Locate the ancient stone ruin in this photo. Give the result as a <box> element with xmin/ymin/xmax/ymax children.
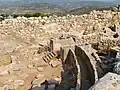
<box><xmin>0</xmin><ymin>9</ymin><xmax>120</xmax><ymax>90</ymax></box>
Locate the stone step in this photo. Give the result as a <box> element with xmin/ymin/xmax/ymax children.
<box><xmin>42</xmin><ymin>52</ymin><xmax>60</xmax><ymax>67</ymax></box>
<box><xmin>42</xmin><ymin>52</ymin><xmax>56</xmax><ymax>62</ymax></box>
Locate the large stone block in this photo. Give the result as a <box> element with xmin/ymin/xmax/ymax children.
<box><xmin>0</xmin><ymin>54</ymin><xmax>12</xmax><ymax>67</ymax></box>
<box><xmin>89</xmin><ymin>72</ymin><xmax>120</xmax><ymax>90</ymax></box>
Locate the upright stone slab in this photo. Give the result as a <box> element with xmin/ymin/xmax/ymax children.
<box><xmin>60</xmin><ymin>46</ymin><xmax>70</xmax><ymax>63</ymax></box>
<box><xmin>50</xmin><ymin>39</ymin><xmax>54</xmax><ymax>52</ymax></box>
<box><xmin>60</xmin><ymin>47</ymin><xmax>64</xmax><ymax>62</ymax></box>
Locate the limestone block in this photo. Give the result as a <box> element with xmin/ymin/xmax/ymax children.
<box><xmin>0</xmin><ymin>54</ymin><xmax>12</xmax><ymax>67</ymax></box>
<box><xmin>89</xmin><ymin>73</ymin><xmax>120</xmax><ymax>90</ymax></box>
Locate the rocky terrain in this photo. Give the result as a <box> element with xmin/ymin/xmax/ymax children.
<box><xmin>0</xmin><ymin>9</ymin><xmax>120</xmax><ymax>90</ymax></box>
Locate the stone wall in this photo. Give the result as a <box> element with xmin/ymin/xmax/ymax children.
<box><xmin>56</xmin><ymin>49</ymin><xmax>80</xmax><ymax>90</ymax></box>
<box><xmin>75</xmin><ymin>45</ymin><xmax>96</xmax><ymax>90</ymax></box>
<box><xmin>57</xmin><ymin>45</ymin><xmax>97</xmax><ymax>90</ymax></box>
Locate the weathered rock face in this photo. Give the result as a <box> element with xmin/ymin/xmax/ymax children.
<box><xmin>89</xmin><ymin>72</ymin><xmax>120</xmax><ymax>90</ymax></box>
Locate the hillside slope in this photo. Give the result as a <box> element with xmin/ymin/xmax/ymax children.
<box><xmin>0</xmin><ymin>0</ymin><xmax>115</xmax><ymax>14</ymax></box>
<box><xmin>68</xmin><ymin>6</ymin><xmax>112</xmax><ymax>15</ymax></box>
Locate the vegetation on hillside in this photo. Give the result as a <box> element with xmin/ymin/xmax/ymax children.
<box><xmin>0</xmin><ymin>5</ymin><xmax>114</xmax><ymax>19</ymax></box>
<box><xmin>68</xmin><ymin>6</ymin><xmax>112</xmax><ymax>15</ymax></box>
<box><xmin>0</xmin><ymin>12</ymin><xmax>52</xmax><ymax>19</ymax></box>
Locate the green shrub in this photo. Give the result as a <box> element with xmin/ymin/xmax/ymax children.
<box><xmin>11</xmin><ymin>12</ymin><xmax>51</xmax><ymax>18</ymax></box>
<box><xmin>24</xmin><ymin>14</ymin><xmax>32</xmax><ymax>18</ymax></box>
<box><xmin>13</xmin><ymin>14</ymin><xmax>19</xmax><ymax>18</ymax></box>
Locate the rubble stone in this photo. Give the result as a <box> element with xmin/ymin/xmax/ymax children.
<box><xmin>37</xmin><ymin>67</ymin><xmax>44</xmax><ymax>72</ymax></box>
<box><xmin>0</xmin><ymin>69</ymin><xmax>9</xmax><ymax>76</ymax></box>
<box><xmin>13</xmin><ymin>80</ymin><xmax>24</xmax><ymax>86</ymax></box>
<box><xmin>31</xmin><ymin>85</ymin><xmax>45</xmax><ymax>90</ymax></box>
<box><xmin>113</xmin><ymin>61</ymin><xmax>120</xmax><ymax>75</ymax></box>
<box><xmin>32</xmin><ymin>79</ymin><xmax>45</xmax><ymax>87</ymax></box>
<box><xmin>89</xmin><ymin>72</ymin><xmax>120</xmax><ymax>90</ymax></box>
<box><xmin>0</xmin><ymin>54</ymin><xmax>12</xmax><ymax>67</ymax></box>
<box><xmin>35</xmin><ymin>74</ymin><xmax>44</xmax><ymax>79</ymax></box>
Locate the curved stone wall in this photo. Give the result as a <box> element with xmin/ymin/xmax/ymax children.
<box><xmin>57</xmin><ymin>45</ymin><xmax>96</xmax><ymax>90</ymax></box>
<box><xmin>75</xmin><ymin>45</ymin><xmax>96</xmax><ymax>90</ymax></box>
